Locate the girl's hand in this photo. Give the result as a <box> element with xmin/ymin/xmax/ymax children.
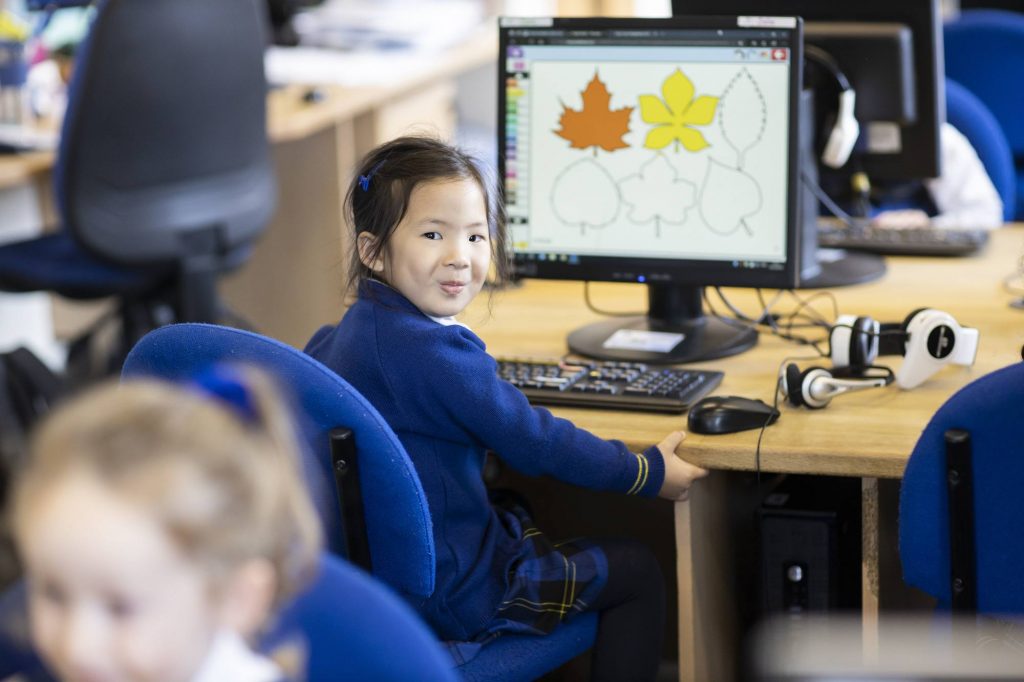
<box><xmin>656</xmin><ymin>431</ymin><xmax>708</xmax><ymax>501</ymax></box>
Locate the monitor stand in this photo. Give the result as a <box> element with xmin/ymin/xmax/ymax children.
<box><xmin>796</xmin><ymin>173</ymin><xmax>886</xmax><ymax>288</ymax></box>
<box><xmin>799</xmin><ymin>243</ymin><xmax>886</xmax><ymax>289</ymax></box>
<box><xmin>566</xmin><ymin>284</ymin><xmax>757</xmax><ymax>365</ymax></box>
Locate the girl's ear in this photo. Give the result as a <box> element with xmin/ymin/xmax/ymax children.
<box><xmin>217</xmin><ymin>558</ymin><xmax>276</xmax><ymax>638</ymax></box>
<box><xmin>356</xmin><ymin>232</ymin><xmax>385</xmax><ymax>273</ymax></box>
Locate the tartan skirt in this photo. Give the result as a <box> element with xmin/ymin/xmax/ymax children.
<box><xmin>446</xmin><ymin>502</ymin><xmax>609</xmax><ymax>665</ymax></box>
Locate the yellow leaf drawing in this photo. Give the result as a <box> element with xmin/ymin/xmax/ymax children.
<box><xmin>639</xmin><ymin>69</ymin><xmax>718</xmax><ymax>152</ymax></box>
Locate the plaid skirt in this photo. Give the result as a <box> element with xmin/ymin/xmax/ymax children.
<box><xmin>446</xmin><ymin>502</ymin><xmax>609</xmax><ymax>665</ymax></box>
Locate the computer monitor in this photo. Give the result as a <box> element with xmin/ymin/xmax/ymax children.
<box><xmin>498</xmin><ymin>16</ymin><xmax>803</xmax><ymax>363</ymax></box>
<box><xmin>673</xmin><ymin>0</ymin><xmax>945</xmax><ymax>184</ymax></box>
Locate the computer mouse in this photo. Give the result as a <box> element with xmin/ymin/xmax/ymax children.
<box><xmin>687</xmin><ymin>395</ymin><xmax>780</xmax><ymax>435</ymax></box>
<box><xmin>302</xmin><ymin>87</ymin><xmax>326</xmax><ymax>104</ymax></box>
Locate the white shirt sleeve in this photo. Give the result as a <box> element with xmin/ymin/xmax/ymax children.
<box><xmin>925</xmin><ymin>122</ymin><xmax>1004</xmax><ymax>230</ymax></box>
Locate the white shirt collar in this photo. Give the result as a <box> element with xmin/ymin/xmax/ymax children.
<box><xmin>427</xmin><ymin>314</ymin><xmax>470</xmax><ymax>329</ymax></box>
<box><xmin>191</xmin><ymin>631</ymin><xmax>283</xmax><ymax>682</ymax></box>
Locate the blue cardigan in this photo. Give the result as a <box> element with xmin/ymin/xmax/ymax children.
<box><xmin>305</xmin><ymin>281</ymin><xmax>665</xmax><ymax>640</ymax></box>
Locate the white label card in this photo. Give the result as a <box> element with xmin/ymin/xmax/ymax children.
<box><xmin>602</xmin><ymin>329</ymin><xmax>684</xmax><ymax>353</ymax></box>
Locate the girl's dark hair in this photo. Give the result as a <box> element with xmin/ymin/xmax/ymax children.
<box><xmin>344</xmin><ymin>136</ymin><xmax>511</xmax><ymax>298</ymax></box>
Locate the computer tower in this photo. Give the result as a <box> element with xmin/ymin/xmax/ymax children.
<box><xmin>757</xmin><ymin>476</ymin><xmax>861</xmax><ymax>615</ymax></box>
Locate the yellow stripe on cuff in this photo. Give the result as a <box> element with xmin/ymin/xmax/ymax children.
<box><xmin>626</xmin><ymin>452</ymin><xmax>648</xmax><ymax>495</ymax></box>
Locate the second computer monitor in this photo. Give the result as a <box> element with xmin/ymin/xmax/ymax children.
<box><xmin>673</xmin><ymin>0</ymin><xmax>945</xmax><ymax>182</ymax></box>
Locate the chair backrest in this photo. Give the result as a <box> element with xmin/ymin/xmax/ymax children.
<box><xmin>944</xmin><ymin>10</ymin><xmax>1024</xmax><ymax>158</ymax></box>
<box><xmin>121</xmin><ymin>323</ymin><xmax>435</xmax><ymax>601</ymax></box>
<box><xmin>945</xmin><ymin>78</ymin><xmax>1016</xmax><ymax>222</ymax></box>
<box><xmin>0</xmin><ymin>581</ymin><xmax>51</xmax><ymax>681</ymax></box>
<box><xmin>56</xmin><ymin>0</ymin><xmax>275</xmax><ymax>266</ymax></box>
<box><xmin>0</xmin><ymin>553</ymin><xmax>457</xmax><ymax>682</ymax></box>
<box><xmin>899</xmin><ymin>361</ymin><xmax>1024</xmax><ymax>614</ymax></box>
<box><xmin>261</xmin><ymin>553</ymin><xmax>457</xmax><ymax>682</ymax></box>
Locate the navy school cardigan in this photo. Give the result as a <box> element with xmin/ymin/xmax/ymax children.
<box><xmin>305</xmin><ymin>281</ymin><xmax>665</xmax><ymax>640</ymax></box>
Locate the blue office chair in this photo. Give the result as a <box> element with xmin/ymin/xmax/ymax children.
<box><xmin>900</xmin><ymin>361</ymin><xmax>1024</xmax><ymax>614</ymax></box>
<box><xmin>121</xmin><ymin>323</ymin><xmax>598</xmax><ymax>682</ymax></box>
<box><xmin>871</xmin><ymin>77</ymin><xmax>1015</xmax><ymax>222</ymax></box>
<box><xmin>0</xmin><ymin>581</ymin><xmax>51</xmax><ymax>682</ymax></box>
<box><xmin>945</xmin><ymin>78</ymin><xmax>1016</xmax><ymax>223</ymax></box>
<box><xmin>262</xmin><ymin>553</ymin><xmax>457</xmax><ymax>681</ymax></box>
<box><xmin>0</xmin><ymin>0</ymin><xmax>275</xmax><ymax>377</ymax></box>
<box><xmin>944</xmin><ymin>9</ymin><xmax>1024</xmax><ymax>220</ymax></box>
<box><xmin>0</xmin><ymin>552</ymin><xmax>458</xmax><ymax>682</ymax></box>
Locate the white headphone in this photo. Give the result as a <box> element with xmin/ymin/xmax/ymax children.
<box><xmin>828</xmin><ymin>310</ymin><xmax>980</xmax><ymax>390</ymax></box>
<box><xmin>781</xmin><ymin>363</ymin><xmax>893</xmax><ymax>409</ymax></box>
<box><xmin>805</xmin><ymin>44</ymin><xmax>859</xmax><ymax>169</ymax></box>
<box><xmin>784</xmin><ymin>308</ymin><xmax>981</xmax><ymax>409</ymax></box>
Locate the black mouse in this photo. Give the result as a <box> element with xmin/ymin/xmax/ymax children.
<box><xmin>687</xmin><ymin>395</ymin><xmax>780</xmax><ymax>435</ymax></box>
<box><xmin>302</xmin><ymin>87</ymin><xmax>326</xmax><ymax>104</ymax></box>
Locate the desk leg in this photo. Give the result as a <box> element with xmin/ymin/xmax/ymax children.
<box><xmin>862</xmin><ymin>477</ymin><xmax>880</xmax><ymax>663</ymax></box>
<box><xmin>676</xmin><ymin>470</ymin><xmax>736</xmax><ymax>682</ymax></box>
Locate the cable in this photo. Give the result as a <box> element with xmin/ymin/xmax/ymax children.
<box><xmin>582</xmin><ymin>281</ymin><xmax>643</xmax><ymax>318</ymax></box>
<box><xmin>801</xmin><ymin>171</ymin><xmax>864</xmax><ymax>230</ymax></box>
<box><xmin>708</xmin><ymin>288</ymin><xmax>838</xmax><ymax>353</ymax></box>
<box><xmin>752</xmin><ymin>353</ymin><xmax>822</xmax><ymax>489</ymax></box>
<box><xmin>803</xmin><ymin>43</ymin><xmax>852</xmax><ymax>91</ymax></box>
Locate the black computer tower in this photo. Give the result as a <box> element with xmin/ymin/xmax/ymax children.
<box><xmin>757</xmin><ymin>476</ymin><xmax>861</xmax><ymax>615</ymax></box>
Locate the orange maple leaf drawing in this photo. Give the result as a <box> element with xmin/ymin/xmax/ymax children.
<box><xmin>555</xmin><ymin>71</ymin><xmax>633</xmax><ymax>153</ymax></box>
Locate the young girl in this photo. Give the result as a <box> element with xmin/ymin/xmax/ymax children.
<box><xmin>10</xmin><ymin>367</ymin><xmax>322</xmax><ymax>682</ymax></box>
<box><xmin>305</xmin><ymin>136</ymin><xmax>708</xmax><ymax>680</ymax></box>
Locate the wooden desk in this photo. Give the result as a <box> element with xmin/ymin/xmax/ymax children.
<box><xmin>462</xmin><ymin>227</ymin><xmax>1024</xmax><ymax>680</ymax></box>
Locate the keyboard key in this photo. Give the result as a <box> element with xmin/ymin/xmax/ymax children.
<box><xmin>817</xmin><ymin>226</ymin><xmax>989</xmax><ymax>257</ymax></box>
<box><xmin>496</xmin><ymin>357</ymin><xmax>723</xmax><ymax>414</ymax></box>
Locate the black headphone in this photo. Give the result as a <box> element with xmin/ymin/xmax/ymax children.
<box><xmin>782</xmin><ymin>363</ymin><xmax>894</xmax><ymax>409</ymax></box>
<box><xmin>804</xmin><ymin>44</ymin><xmax>859</xmax><ymax>169</ymax></box>
<box><xmin>828</xmin><ymin>313</ymin><xmax>911</xmax><ymax>369</ymax></box>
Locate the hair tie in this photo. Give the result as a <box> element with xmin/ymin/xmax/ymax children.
<box><xmin>190</xmin><ymin>365</ymin><xmax>259</xmax><ymax>424</ymax></box>
<box><xmin>358</xmin><ymin>160</ymin><xmax>386</xmax><ymax>192</ymax></box>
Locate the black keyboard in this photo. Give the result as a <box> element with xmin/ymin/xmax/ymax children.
<box><xmin>817</xmin><ymin>226</ymin><xmax>990</xmax><ymax>257</ymax></box>
<box><xmin>496</xmin><ymin>357</ymin><xmax>723</xmax><ymax>414</ymax></box>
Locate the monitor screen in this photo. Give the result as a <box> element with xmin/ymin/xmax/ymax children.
<box><xmin>672</xmin><ymin>0</ymin><xmax>944</xmax><ymax>183</ymax></box>
<box><xmin>498</xmin><ymin>16</ymin><xmax>803</xmax><ymax>363</ymax></box>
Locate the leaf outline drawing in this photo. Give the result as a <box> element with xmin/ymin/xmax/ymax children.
<box><xmin>618</xmin><ymin>155</ymin><xmax>696</xmax><ymax>237</ymax></box>
<box><xmin>698</xmin><ymin>158</ymin><xmax>762</xmax><ymax>236</ymax></box>
<box><xmin>718</xmin><ymin>68</ymin><xmax>767</xmax><ymax>169</ymax></box>
<box><xmin>639</xmin><ymin>69</ymin><xmax>718</xmax><ymax>152</ymax></box>
<box><xmin>550</xmin><ymin>158</ymin><xmax>622</xmax><ymax>234</ymax></box>
<box><xmin>554</xmin><ymin>71</ymin><xmax>634</xmax><ymax>154</ymax></box>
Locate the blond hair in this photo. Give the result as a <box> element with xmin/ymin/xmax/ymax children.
<box><xmin>12</xmin><ymin>369</ymin><xmax>322</xmax><ymax>607</ymax></box>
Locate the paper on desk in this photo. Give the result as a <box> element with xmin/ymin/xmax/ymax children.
<box><xmin>265</xmin><ymin>0</ymin><xmax>483</xmax><ymax>87</ymax></box>
<box><xmin>293</xmin><ymin>0</ymin><xmax>482</xmax><ymax>52</ymax></box>
<box><xmin>0</xmin><ymin>122</ymin><xmax>58</xmax><ymax>151</ymax></box>
<box><xmin>265</xmin><ymin>45</ymin><xmax>435</xmax><ymax>87</ymax></box>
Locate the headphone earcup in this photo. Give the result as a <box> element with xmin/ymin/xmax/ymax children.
<box><xmin>786</xmin><ymin>365</ymin><xmax>835</xmax><ymax>409</ymax></box>
<box><xmin>784</xmin><ymin>363</ymin><xmax>805</xmax><ymax>407</ymax></box>
<box><xmin>820</xmin><ymin>89</ymin><xmax>859</xmax><ymax>169</ymax></box>
<box><xmin>849</xmin><ymin>316</ymin><xmax>877</xmax><ymax>368</ymax></box>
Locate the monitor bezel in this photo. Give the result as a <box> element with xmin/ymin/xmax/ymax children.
<box><xmin>498</xmin><ymin>15</ymin><xmax>804</xmax><ymax>291</ymax></box>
